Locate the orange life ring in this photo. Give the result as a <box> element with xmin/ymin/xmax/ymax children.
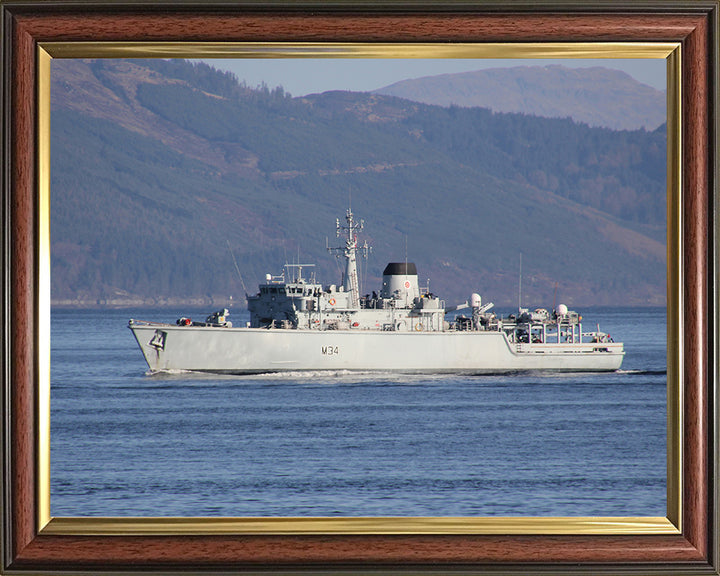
<box><xmin>329</xmin><ymin>298</ymin><xmax>336</xmax><ymax>306</ymax></box>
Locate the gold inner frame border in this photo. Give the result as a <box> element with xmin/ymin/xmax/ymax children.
<box><xmin>36</xmin><ymin>41</ymin><xmax>682</xmax><ymax>537</ymax></box>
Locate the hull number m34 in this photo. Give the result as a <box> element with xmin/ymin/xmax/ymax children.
<box><xmin>322</xmin><ymin>346</ymin><xmax>340</xmax><ymax>356</ymax></box>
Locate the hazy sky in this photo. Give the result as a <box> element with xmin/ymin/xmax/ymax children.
<box><xmin>197</xmin><ymin>58</ymin><xmax>667</xmax><ymax>97</ymax></box>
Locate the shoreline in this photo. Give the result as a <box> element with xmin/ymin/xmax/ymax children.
<box><xmin>51</xmin><ymin>299</ymin><xmax>666</xmax><ymax>310</ymax></box>
<box><xmin>51</xmin><ymin>297</ymin><xmax>240</xmax><ymax>309</ymax></box>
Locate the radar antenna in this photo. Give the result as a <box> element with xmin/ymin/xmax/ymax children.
<box><xmin>327</xmin><ymin>208</ymin><xmax>371</xmax><ymax>309</ymax></box>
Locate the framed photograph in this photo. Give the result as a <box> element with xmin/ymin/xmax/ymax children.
<box><xmin>2</xmin><ymin>1</ymin><xmax>717</xmax><ymax>574</ymax></box>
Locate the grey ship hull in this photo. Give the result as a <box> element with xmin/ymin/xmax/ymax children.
<box><xmin>129</xmin><ymin>323</ymin><xmax>625</xmax><ymax>374</ymax></box>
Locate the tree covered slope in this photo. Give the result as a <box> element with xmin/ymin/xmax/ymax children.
<box><xmin>50</xmin><ymin>59</ymin><xmax>666</xmax><ymax>307</ymax></box>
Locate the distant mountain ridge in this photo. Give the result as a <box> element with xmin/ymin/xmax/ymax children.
<box><xmin>375</xmin><ymin>65</ymin><xmax>666</xmax><ymax>131</ymax></box>
<box><xmin>50</xmin><ymin>59</ymin><xmax>666</xmax><ymax>308</ymax></box>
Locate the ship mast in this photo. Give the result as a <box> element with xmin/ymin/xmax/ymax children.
<box><xmin>328</xmin><ymin>209</ymin><xmax>370</xmax><ymax>309</ymax></box>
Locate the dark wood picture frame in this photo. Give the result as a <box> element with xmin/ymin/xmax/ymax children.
<box><xmin>2</xmin><ymin>1</ymin><xmax>717</xmax><ymax>574</ymax></box>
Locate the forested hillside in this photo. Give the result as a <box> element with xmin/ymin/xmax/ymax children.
<box><xmin>51</xmin><ymin>59</ymin><xmax>666</xmax><ymax>307</ymax></box>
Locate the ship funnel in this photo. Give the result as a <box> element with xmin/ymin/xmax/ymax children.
<box><xmin>381</xmin><ymin>262</ymin><xmax>419</xmax><ymax>303</ymax></box>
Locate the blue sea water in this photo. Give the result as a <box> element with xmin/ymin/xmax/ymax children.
<box><xmin>50</xmin><ymin>306</ymin><xmax>667</xmax><ymax>517</ymax></box>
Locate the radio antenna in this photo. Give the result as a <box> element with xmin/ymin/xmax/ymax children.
<box><xmin>518</xmin><ymin>252</ymin><xmax>523</xmax><ymax>312</ymax></box>
<box><xmin>405</xmin><ymin>235</ymin><xmax>408</xmax><ymax>269</ymax></box>
<box><xmin>226</xmin><ymin>240</ymin><xmax>248</xmax><ymax>296</ymax></box>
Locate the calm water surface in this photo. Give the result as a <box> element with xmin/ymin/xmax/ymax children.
<box><xmin>51</xmin><ymin>307</ymin><xmax>666</xmax><ymax>517</ymax></box>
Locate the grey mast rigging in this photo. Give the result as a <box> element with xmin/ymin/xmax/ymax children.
<box><xmin>327</xmin><ymin>209</ymin><xmax>371</xmax><ymax>310</ymax></box>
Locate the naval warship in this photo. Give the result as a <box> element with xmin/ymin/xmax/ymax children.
<box><xmin>128</xmin><ymin>210</ymin><xmax>624</xmax><ymax>374</ymax></box>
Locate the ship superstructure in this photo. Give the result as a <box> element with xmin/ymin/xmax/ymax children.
<box><xmin>129</xmin><ymin>210</ymin><xmax>624</xmax><ymax>374</ymax></box>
